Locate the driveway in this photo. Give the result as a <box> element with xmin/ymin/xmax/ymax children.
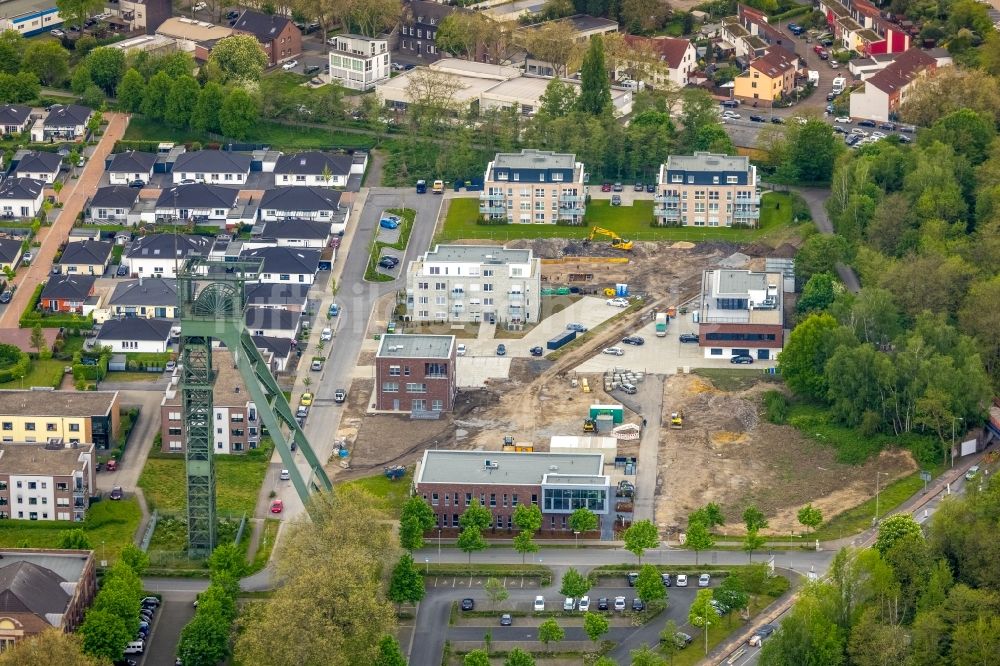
<box><xmin>95</xmin><ymin>388</ymin><xmax>164</xmax><ymax>495</ymax></box>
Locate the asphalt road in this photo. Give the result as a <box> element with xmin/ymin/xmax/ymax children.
<box><xmin>279</xmin><ymin>189</ymin><xmax>444</xmax><ymax>518</ymax></box>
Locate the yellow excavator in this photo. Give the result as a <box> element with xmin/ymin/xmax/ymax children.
<box><xmin>585</xmin><ymin>226</ymin><xmax>633</xmax><ymax>251</ymax></box>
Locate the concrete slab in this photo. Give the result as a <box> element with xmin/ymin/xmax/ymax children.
<box><xmin>457</xmin><ymin>356</ymin><xmax>512</xmax><ymax>387</ymax></box>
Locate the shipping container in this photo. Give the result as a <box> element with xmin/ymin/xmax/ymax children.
<box><xmin>547</xmin><ymin>329</ymin><xmax>577</xmax><ymax>350</ymax></box>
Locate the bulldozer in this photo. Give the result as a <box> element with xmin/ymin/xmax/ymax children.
<box><xmin>585</xmin><ymin>226</ymin><xmax>633</xmax><ymax>251</ymax></box>
<box><xmin>670</xmin><ymin>411</ymin><xmax>683</xmax><ymax>429</ymax></box>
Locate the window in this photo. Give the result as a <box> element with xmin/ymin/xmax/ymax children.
<box><xmin>69</xmin><ymin>422</ymin><xmax>80</xmax><ymax>432</ymax></box>
<box><xmin>27</xmin><ymin>482</ymin><xmax>36</xmax><ymax>490</ymax></box>
<box><xmin>1</xmin><ymin>423</ymin><xmax>9</xmax><ymax>431</ymax></box>
<box><xmin>432</xmin><ymin>400</ymin><xmax>443</xmax><ymax>411</ymax></box>
<box><xmin>168</xmin><ymin>427</ymin><xmax>182</xmax><ymax>436</ymax></box>
<box><xmin>465</xmin><ymin>493</ymin><xmax>472</xmax><ymax>507</ymax></box>
<box><xmin>46</xmin><ymin>423</ymin><xmax>56</xmax><ymax>432</ymax></box>
<box><xmin>389</xmin><ymin>365</ymin><xmax>401</xmax><ymax>376</ymax></box>
<box><xmin>169</xmin><ymin>440</ymin><xmax>182</xmax><ymax>450</ymax></box>
<box><xmin>531</xmin><ymin>494</ymin><xmax>538</xmax><ymax>505</ymax></box>
<box><xmin>431</xmin><ymin>493</ymin><xmax>439</xmax><ymax>505</ymax></box>
<box><xmin>490</xmin><ymin>493</ymin><xmax>496</xmax><ymax>507</ymax></box>
<box><xmin>382</xmin><ymin>382</ymin><xmax>399</xmax><ymax>393</ymax></box>
<box><xmin>24</xmin><ymin>422</ymin><xmax>34</xmax><ymax>431</ymax></box>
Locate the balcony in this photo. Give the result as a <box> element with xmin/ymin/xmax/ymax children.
<box><xmin>654</xmin><ymin>194</ymin><xmax>680</xmax><ymax>204</ymax></box>
<box><xmin>479</xmin><ymin>205</ymin><xmax>506</xmax><ymax>215</ymax></box>
<box><xmin>479</xmin><ymin>192</ymin><xmax>504</xmax><ymax>201</ymax></box>
<box><xmin>656</xmin><ymin>207</ymin><xmax>682</xmax><ymax>219</ymax></box>
<box><xmin>559</xmin><ymin>194</ymin><xmax>583</xmax><ymax>203</ymax></box>
<box><xmin>733</xmin><ymin>207</ymin><xmax>760</xmax><ymax>219</ymax></box>
<box><xmin>557</xmin><ymin>207</ymin><xmax>584</xmax><ymax>218</ymax></box>
<box><xmin>508</xmin><ymin>292</ymin><xmax>523</xmax><ymax>302</ymax></box>
<box><xmin>735</xmin><ymin>196</ymin><xmax>761</xmax><ymax>205</ymax></box>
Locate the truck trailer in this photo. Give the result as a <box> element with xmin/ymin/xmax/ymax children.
<box><xmin>547</xmin><ymin>329</ymin><xmax>577</xmax><ymax>350</ymax></box>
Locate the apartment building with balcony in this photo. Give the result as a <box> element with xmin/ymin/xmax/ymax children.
<box><xmin>654</xmin><ymin>152</ymin><xmax>759</xmax><ymax>227</ymax></box>
<box><xmin>375</xmin><ymin>335</ymin><xmax>456</xmax><ymax>413</ymax></box>
<box><xmin>405</xmin><ymin>244</ymin><xmax>541</xmax><ymax>324</ymax></box>
<box><xmin>698</xmin><ymin>268</ymin><xmax>784</xmax><ymax>360</ymax></box>
<box><xmin>0</xmin><ymin>441</ymin><xmax>95</xmax><ymax>521</ymax></box>
<box><xmin>480</xmin><ymin>149</ymin><xmax>586</xmax><ymax>225</ymax></box>
<box><xmin>159</xmin><ymin>350</ymin><xmax>258</xmax><ymax>454</ymax></box>
<box><xmin>0</xmin><ymin>390</ymin><xmax>120</xmax><ymax>451</ymax></box>
<box><xmin>328</xmin><ymin>34</ymin><xmax>391</xmax><ymax>91</ymax></box>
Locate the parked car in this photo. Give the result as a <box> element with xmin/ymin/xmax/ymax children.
<box><xmin>378</xmin><ymin>256</ymin><xmax>399</xmax><ymax>269</ymax></box>
<box><xmin>858</xmin><ymin>119</ymin><xmax>878</xmax><ymax>127</ymax></box>
<box><xmin>633</xmin><ymin>182</ymin><xmax>643</xmax><ymax>191</ymax></box>
<box><xmin>661</xmin><ymin>573</ymin><xmax>672</xmax><ymax>587</ymax></box>
<box><xmin>666</xmin><ymin>632</ymin><xmax>693</xmax><ymax>648</ymax></box>
<box><xmin>620</xmin><ymin>382</ymin><xmax>637</xmax><ymax>394</ymax></box>
<box><xmin>500</xmin><ymin>613</ymin><xmax>512</xmax><ymax>625</ymax></box>
<box><xmin>563</xmin><ymin>597</ymin><xmax>576</xmax><ymax>611</ymax></box>
<box><xmin>597</xmin><ymin>597</ymin><xmax>609</xmax><ymax>611</ymax></box>
<box><xmin>50</xmin><ymin>28</ymin><xmax>65</xmax><ymax>37</ymax></box>
<box><xmin>456</xmin><ymin>343</ymin><xmax>467</xmax><ymax>356</ymax></box>
<box><xmin>106</xmin><ymin>459</ymin><xmax>117</xmax><ymax>471</ymax></box>
<box><xmin>731</xmin><ymin>354</ymin><xmax>754</xmax><ymax>364</ymax></box>
<box><xmin>304</xmin><ymin>65</ymin><xmax>320</xmax><ymax>75</ymax></box>
<box><xmin>965</xmin><ymin>465</ymin><xmax>981</xmax><ymax>481</ymax></box>
<box><xmin>110</xmin><ymin>486</ymin><xmax>123</xmax><ymax>500</ymax></box>
<box><xmin>334</xmin><ymin>388</ymin><xmax>346</xmax><ymax>403</ymax></box>
<box><xmin>328</xmin><ymin>303</ymin><xmax>340</xmax><ymax>316</ymax></box>
<box><xmin>0</xmin><ymin>291</ymin><xmax>11</xmax><ymax>304</ymax></box>
<box><xmin>627</xmin><ymin>572</ymin><xmax>638</xmax><ymax>586</ymax></box>
<box><xmin>461</xmin><ymin>598</ymin><xmax>475</xmax><ymax>611</ymax></box>
<box><xmin>281</xmin><ymin>59</ymin><xmax>299</xmax><ymax>71</ymax></box>
<box><xmin>566</xmin><ymin>323</ymin><xmax>587</xmax><ymax>332</ymax></box>
<box><xmin>622</xmin><ymin>335</ymin><xmax>644</xmax><ymax>345</ymax></box>
<box><xmin>601</xmin><ymin>183</ymin><xmax>612</xmax><ymax>192</ymax></box>
<box><xmin>533</xmin><ymin>596</ymin><xmax>545</xmax><ymax>611</ymax></box>
<box><xmin>835</xmin><ymin>116</ymin><xmax>851</xmax><ymax>123</ymax></box>
<box><xmin>721</xmin><ymin>99</ymin><xmax>740</xmax><ymax>108</ymax></box>
<box><xmin>676</xmin><ymin>574</ymin><xmax>688</xmax><ymax>587</ymax></box>
<box><xmin>679</xmin><ymin>333</ymin><xmax>699</xmax><ymax>343</ymax></box>
<box><xmin>606</xmin><ymin>297</ymin><xmax>629</xmax><ymax>307</ymax></box>
<box><xmin>603</xmin><ymin>347</ymin><xmax>624</xmax><ymax>356</ymax></box>
<box><xmin>311</xmin><ymin>359</ymin><xmax>323</xmax><ymax>371</ymax></box>
<box><xmin>749</xmin><ymin>115</ymin><xmax>766</xmax><ymax>123</ymax></box>
<box><xmin>612</xmin><ymin>182</ymin><xmax>623</xmax><ymax>192</ymax></box>
<box><xmin>226</xmin><ymin>10</ymin><xmax>240</xmax><ymax>18</ymax></box>
<box><xmin>611</xmin><ymin>195</ymin><xmax>622</xmax><ymax>206</ymax></box>
<box><xmin>578</xmin><ymin>596</ymin><xmax>590</xmax><ymax>612</ymax></box>
<box><xmin>379</xmin><ymin>215</ymin><xmax>401</xmax><ymax>229</ymax></box>
<box><xmin>270</xmin><ymin>499</ymin><xmax>283</xmax><ymax>513</ymax></box>
<box><xmin>279</xmin><ymin>469</ymin><xmax>290</xmax><ymax>480</ymax></box>
<box><xmin>22</xmin><ymin>252</ymin><xmax>32</xmax><ymax>263</ymax></box>
<box><xmin>699</xmin><ymin>573</ymin><xmax>711</xmax><ymax>587</ymax></box>
<box><xmin>632</xmin><ymin>598</ymin><xmax>645</xmax><ymax>611</ymax></box>
<box><xmin>320</xmin><ymin>327</ymin><xmax>332</xmax><ymax>341</ymax></box>
<box><xmin>614</xmin><ymin>596</ymin><xmax>627</xmax><ymax>611</ymax></box>
<box><xmin>833</xmin><ymin>125</ymin><xmax>847</xmax><ymax>134</ymax></box>
<box><xmin>646</xmin><ymin>184</ymin><xmax>656</xmax><ymax>193</ymax></box>
<box><xmin>530</xmin><ymin>346</ymin><xmax>544</xmax><ymax>357</ymax></box>
<box><xmin>299</xmin><ymin>392</ymin><xmax>313</xmax><ymax>406</ymax></box>
<box><xmin>496</xmin><ymin>344</ymin><xmax>506</xmax><ymax>356</ymax></box>
<box><xmin>165</xmin><ymin>360</ymin><xmax>176</xmax><ymax>372</ymax></box>
<box><xmin>128</xmin><ymin>179</ymin><xmax>145</xmax><ymax>188</ymax></box>
<box><xmin>722</xmin><ymin>110</ymin><xmax>741</xmax><ymax>120</ymax></box>
<box><xmin>771</xmin><ymin>117</ymin><xmax>784</xmax><ymax>124</ymax></box>
<box><xmin>749</xmin><ymin>624</ymin><xmax>776</xmax><ymax>646</ymax></box>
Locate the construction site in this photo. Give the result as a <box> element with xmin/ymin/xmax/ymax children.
<box><xmin>324</xmin><ymin>236</ymin><xmax>915</xmax><ymax>536</ymax></box>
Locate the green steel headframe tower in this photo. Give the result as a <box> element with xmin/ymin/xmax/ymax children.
<box><xmin>178</xmin><ymin>257</ymin><xmax>332</xmax><ymax>558</ymax></box>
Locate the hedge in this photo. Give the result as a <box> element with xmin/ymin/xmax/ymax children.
<box><xmin>19</xmin><ymin>284</ymin><xmax>95</xmax><ymax>329</ymax></box>
<box><xmin>0</xmin><ymin>345</ymin><xmax>30</xmax><ymax>384</ymax></box>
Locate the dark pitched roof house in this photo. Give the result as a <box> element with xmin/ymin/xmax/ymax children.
<box><xmin>0</xmin><ymin>560</ymin><xmax>70</xmax><ymax>618</ymax></box>
<box><xmin>240</xmin><ymin>246</ymin><xmax>320</xmax><ymax>276</ymax></box>
<box><xmin>90</xmin><ymin>185</ymin><xmax>141</xmax><ymax>210</ymax></box>
<box><xmin>108</xmin><ymin>151</ymin><xmax>156</xmax><ymax>174</ymax></box>
<box><xmin>43</xmin><ymin>104</ymin><xmax>92</xmax><ymax>128</ymax></box>
<box><xmin>245</xmin><ymin>307</ymin><xmax>297</xmax><ymax>331</ymax></box>
<box><xmin>41</xmin><ymin>275</ymin><xmax>96</xmax><ymax>301</ymax></box>
<box><xmin>274</xmin><ymin>151</ymin><xmax>353</xmax><ymax>176</ymax></box>
<box><xmin>0</xmin><ymin>105</ymin><xmax>31</xmax><ymax>131</ymax></box>
<box><xmin>245</xmin><ymin>283</ymin><xmax>310</xmax><ymax>308</ymax></box>
<box><xmin>260</xmin><ymin>187</ymin><xmax>342</xmax><ymax>212</ymax></box>
<box><xmin>60</xmin><ymin>240</ymin><xmax>113</xmax><ymax>267</ymax></box>
<box><xmin>752</xmin><ymin>45</ymin><xmax>798</xmax><ymax>76</ymax></box>
<box><xmin>232</xmin><ymin>9</ymin><xmax>291</xmax><ymax>41</ymax></box>
<box><xmin>0</xmin><ymin>178</ymin><xmax>44</xmax><ymax>202</ymax></box>
<box><xmin>258</xmin><ymin>219</ymin><xmax>331</xmax><ymax>241</ymax></box>
<box><xmin>126</xmin><ymin>234</ymin><xmax>214</xmax><ymax>260</ymax></box>
<box><xmin>0</xmin><ymin>238</ymin><xmax>22</xmax><ymax>265</ymax></box>
<box><xmin>172</xmin><ymin>150</ymin><xmax>252</xmax><ymax>175</ymax></box>
<box><xmin>253</xmin><ymin>334</ymin><xmax>292</xmax><ymax>358</ymax></box>
<box><xmin>867</xmin><ymin>48</ymin><xmax>936</xmax><ymax>94</ymax></box>
<box><xmin>97</xmin><ymin>317</ymin><xmax>173</xmax><ymax>342</ymax></box>
<box><xmin>109</xmin><ymin>278</ymin><xmax>178</xmax><ymax>307</ymax></box>
<box><xmin>156</xmin><ymin>183</ymin><xmax>239</xmax><ymax>209</ymax></box>
<box><xmin>15</xmin><ymin>151</ymin><xmax>61</xmax><ymax>175</ymax></box>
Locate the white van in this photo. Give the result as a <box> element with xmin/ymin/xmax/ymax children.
<box><xmin>831</xmin><ymin>76</ymin><xmax>846</xmax><ymax>95</ymax></box>
<box><xmin>124</xmin><ymin>640</ymin><xmax>145</xmax><ymax>655</ymax></box>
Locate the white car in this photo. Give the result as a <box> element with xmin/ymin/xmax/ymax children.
<box><xmin>578</xmin><ymin>596</ymin><xmax>590</xmax><ymax>612</ymax></box>
<box><xmin>835</xmin><ymin>116</ymin><xmax>851</xmax><ymax>123</ymax></box>
<box><xmin>22</xmin><ymin>252</ymin><xmax>32</xmax><ymax>263</ymax></box>
<box><xmin>456</xmin><ymin>343</ymin><xmax>467</xmax><ymax>356</ymax></box>
<box><xmin>603</xmin><ymin>347</ymin><xmax>624</xmax><ymax>356</ymax></box>
<box><xmin>606</xmin><ymin>298</ymin><xmax>629</xmax><ymax>308</ymax></box>
<box><xmin>613</xmin><ymin>596</ymin><xmax>626</xmax><ymax>611</ymax></box>
<box><xmin>282</xmin><ymin>60</ymin><xmax>299</xmax><ymax>71</ymax></box>
<box><xmin>870</xmin><ymin>131</ymin><xmax>886</xmax><ymax>140</ymax></box>
<box><xmin>850</xmin><ymin>128</ymin><xmax>867</xmax><ymax>136</ymax></box>
<box><xmin>676</xmin><ymin>574</ymin><xmax>688</xmax><ymax>587</ymax></box>
<box><xmin>279</xmin><ymin>469</ymin><xmax>290</xmax><ymax>480</ymax></box>
<box><xmin>722</xmin><ymin>111</ymin><xmax>741</xmax><ymax>120</ymax></box>
<box><xmin>320</xmin><ymin>327</ymin><xmax>332</xmax><ymax>341</ymax></box>
<box><xmin>533</xmin><ymin>595</ymin><xmax>545</xmax><ymax>612</ymax></box>
<box><xmin>965</xmin><ymin>465</ymin><xmax>981</xmax><ymax>481</ymax></box>
<box><xmin>699</xmin><ymin>573</ymin><xmax>711</xmax><ymax>587</ymax></box>
<box><xmin>563</xmin><ymin>597</ymin><xmax>576</xmax><ymax>611</ymax></box>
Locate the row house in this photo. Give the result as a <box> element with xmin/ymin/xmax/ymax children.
<box><xmin>818</xmin><ymin>0</ymin><xmax>910</xmax><ymax>55</ymax></box>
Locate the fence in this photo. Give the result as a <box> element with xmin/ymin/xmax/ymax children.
<box><xmin>139</xmin><ymin>509</ymin><xmax>158</xmax><ymax>552</ymax></box>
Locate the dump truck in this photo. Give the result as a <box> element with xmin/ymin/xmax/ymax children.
<box><xmin>655</xmin><ymin>312</ymin><xmax>668</xmax><ymax>337</ymax></box>
<box><xmin>670</xmin><ymin>411</ymin><xmax>683</xmax><ymax>428</ymax></box>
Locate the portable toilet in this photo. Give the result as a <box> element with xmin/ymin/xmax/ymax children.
<box><xmin>590</xmin><ymin>403</ymin><xmax>624</xmax><ymax>424</ymax></box>
<box><xmin>615</xmin><ymin>283</ymin><xmax>629</xmax><ymax>297</ymax></box>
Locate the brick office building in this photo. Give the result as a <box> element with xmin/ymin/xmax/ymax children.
<box><xmin>375</xmin><ymin>335</ymin><xmax>456</xmax><ymax>413</ymax></box>
<box><xmin>414</xmin><ymin>450</ymin><xmax>612</xmax><ymax>534</ymax></box>
<box><xmin>698</xmin><ymin>268</ymin><xmax>784</xmax><ymax>360</ymax></box>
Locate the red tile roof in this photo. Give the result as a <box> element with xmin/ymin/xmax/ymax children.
<box><xmin>751</xmin><ymin>45</ymin><xmax>798</xmax><ymax>78</ymax></box>
<box><xmin>866</xmin><ymin>48</ymin><xmax>935</xmax><ymax>93</ymax></box>
<box><xmin>622</xmin><ymin>35</ymin><xmax>692</xmax><ymax>69</ymax></box>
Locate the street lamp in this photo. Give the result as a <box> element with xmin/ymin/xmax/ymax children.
<box><xmin>951</xmin><ymin>417</ymin><xmax>964</xmax><ymax>468</ymax></box>
<box><xmin>425</xmin><ymin>557</ymin><xmax>429</xmax><ymax>574</ymax></box>
<box><xmin>874</xmin><ymin>472</ymin><xmax>889</xmax><ymax>524</ymax></box>
<box><xmin>573</xmin><ymin>530</ymin><xmax>580</xmax><ymax>548</ymax></box>
<box><xmin>438</xmin><ymin>528</ymin><xmax>442</xmax><ymax>559</ymax></box>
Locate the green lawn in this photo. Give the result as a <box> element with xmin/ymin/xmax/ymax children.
<box><xmin>249</xmin><ymin>518</ymin><xmax>280</xmax><ymax>573</ymax></box>
<box><xmin>0</xmin><ymin>498</ymin><xmax>141</xmax><ymax>563</ymax></box>
<box><xmin>338</xmin><ymin>468</ymin><xmax>413</xmax><ymax>518</ymax></box>
<box><xmin>123</xmin><ymin>116</ymin><xmax>375</xmax><ymax>151</ymax></box>
<box><xmin>0</xmin><ymin>358</ymin><xmax>65</xmax><ymax>390</ymax></box>
<box><xmin>809</xmin><ymin>472</ymin><xmax>928</xmax><ymax>542</ymax></box>
<box><xmin>694</xmin><ymin>368</ymin><xmax>782</xmax><ymax>392</ymax></box>
<box><xmin>434</xmin><ymin>193</ymin><xmax>799</xmax><ymax>243</ymax></box>
<box><xmin>365</xmin><ymin>208</ymin><xmax>415</xmax><ymax>282</ymax></box>
<box><xmin>139</xmin><ymin>457</ymin><xmax>268</xmax><ymax>518</ymax></box>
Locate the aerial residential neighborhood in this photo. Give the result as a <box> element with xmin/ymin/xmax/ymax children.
<box><xmin>0</xmin><ymin>0</ymin><xmax>997</xmax><ymax>664</ymax></box>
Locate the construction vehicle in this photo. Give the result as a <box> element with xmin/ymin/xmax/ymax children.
<box><xmin>581</xmin><ymin>377</ymin><xmax>591</xmax><ymax>393</ymax></box>
<box><xmin>585</xmin><ymin>226</ymin><xmax>633</xmax><ymax>251</ymax></box>
<box><xmin>670</xmin><ymin>411</ymin><xmax>683</xmax><ymax>428</ymax></box>
<box><xmin>655</xmin><ymin>312</ymin><xmax>668</xmax><ymax>337</ymax></box>
<box><xmin>603</xmin><ymin>287</ymin><xmax>617</xmax><ymax>297</ymax></box>
<box><xmin>583</xmin><ymin>418</ymin><xmax>597</xmax><ymax>433</ymax></box>
<box><xmin>384</xmin><ymin>465</ymin><xmax>405</xmax><ymax>480</ymax></box>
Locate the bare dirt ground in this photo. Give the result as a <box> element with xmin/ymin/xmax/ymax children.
<box><xmin>655</xmin><ymin>374</ymin><xmax>918</xmax><ymax>535</ymax></box>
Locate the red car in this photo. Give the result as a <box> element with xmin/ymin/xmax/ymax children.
<box><xmin>813</xmin><ymin>44</ymin><xmax>825</xmax><ymax>54</ymax></box>
<box><xmin>270</xmin><ymin>499</ymin><xmax>283</xmax><ymax>514</ymax></box>
<box><xmin>601</xmin><ymin>183</ymin><xmax>612</xmax><ymax>192</ymax></box>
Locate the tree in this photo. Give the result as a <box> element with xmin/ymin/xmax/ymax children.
<box><xmin>744</xmin><ymin>530</ymin><xmax>766</xmax><ymax>562</ymax></box>
<box><xmin>636</xmin><ymin>564</ymin><xmax>666</xmax><ymax>605</ymax></box>
<box><xmin>30</xmin><ymin>323</ymin><xmax>46</xmax><ymax>357</ymax></box>
<box><xmin>464</xmin><ymin>650</ymin><xmax>491</xmax><ymax>666</ymax></box>
<box><xmin>875</xmin><ymin>514</ymin><xmax>923</xmax><ymax>556</ymax></box>
<box><xmin>538</xmin><ymin>617</ymin><xmax>564</xmax><ymax>652</ymax></box>
<box><xmin>140</xmin><ymin>71</ymin><xmax>172</xmax><ymax>120</ymax></box>
<box><xmin>178</xmin><ymin>612</ymin><xmax>230</xmax><ymax>666</ymax></box>
<box><xmin>81</xmin><ymin>84</ymin><xmax>104</xmax><ymax>111</ymax></box>
<box><xmin>684</xmin><ymin>520</ymin><xmax>714</xmax><ymax>565</ymax></box>
<box><xmin>483</xmin><ymin>576</ymin><xmax>509</xmax><ymax>609</ymax></box>
<box><xmin>797</xmin><ymin>504</ymin><xmax>823</xmax><ymax>534</ymax></box>
<box><xmin>219</xmin><ymin>87</ymin><xmax>258</xmax><ymax>140</ymax></box>
<box><xmin>689</xmin><ymin>589</ymin><xmax>716</xmax><ymax>655</ymax></box>
<box><xmin>921</xmin><ymin>108</ymin><xmax>995</xmax><ymax>165</ymax></box>
<box><xmin>22</xmin><ymin>40</ymin><xmax>69</xmax><ymax>86</ymax></box>
<box><xmin>388</xmin><ymin>553</ymin><xmax>424</xmax><ymax>606</ymax></box>
<box><xmin>0</xmin><ymin>71</ymin><xmax>39</xmax><ymax>104</ymax></box>
<box><xmin>797</xmin><ymin>272</ymin><xmax>838</xmax><ymax>314</ymax></box>
<box><xmin>513</xmin><ymin>504</ymin><xmax>543</xmax><ymax>532</ymax></box>
<box><xmin>846</xmin><ymin>607</ymin><xmax>909</xmax><ymax>666</ymax></box>
<box><xmin>116</xmin><ymin>68</ymin><xmax>145</xmax><ymax>113</ymax></box>
<box><xmin>777</xmin><ymin>313</ymin><xmax>844</xmax><ymax>401</ymax></box>
<box><xmin>584</xmin><ymin>611</ymin><xmax>610</xmax><ymax>645</ymax></box>
<box><xmin>0</xmin><ymin>629</ymin><xmax>106</xmax><ymax>666</ymax></box>
<box><xmin>619</xmin><ymin>0</ymin><xmax>670</xmax><ymax>32</ymax></box>
<box><xmin>165</xmin><ymin>75</ymin><xmax>200</xmax><ymax>129</ymax></box>
<box><xmin>623</xmin><ymin>519</ymin><xmax>659</xmax><ymax>563</ymax></box>
<box><xmin>374</xmin><ymin>635</ymin><xmax>407</xmax><ymax>666</ymax></box>
<box><xmin>58</xmin><ymin>528</ymin><xmax>91</xmax><ymax>550</ymax></box>
<box><xmin>788</xmin><ymin>120</ymin><xmax>841</xmax><ymax>183</ymax></box>
<box><xmin>714</xmin><ymin>576</ymin><xmax>749</xmax><ymax>624</ymax></box>
<box><xmin>208</xmin><ymin>34</ymin><xmax>268</xmax><ymax>82</ymax></box>
<box><xmin>190</xmin><ymin>81</ymin><xmax>224</xmax><ymax>133</ymax></box>
<box><xmin>689</xmin><ymin>503</ymin><xmax>725</xmax><ymax>529</ymax></box>
<box><xmin>460</xmin><ymin>503</ymin><xmax>493</xmax><ymax>531</ymax></box>
<box><xmin>901</xmin><ymin>66</ymin><xmax>1000</xmax><ymax>127</ymax></box>
<box><xmin>56</xmin><ymin>0</ymin><xmax>103</xmax><ymax>36</ymax></box>
<box><xmin>795</xmin><ymin>234</ymin><xmax>851</xmax><ymax>285</ymax></box>
<box><xmin>345</xmin><ymin>0</ymin><xmax>401</xmax><ymax>38</ymax></box>
<box><xmin>560</xmin><ymin>568</ymin><xmax>591</xmax><ymax>599</ymax></box>
<box><xmin>513</xmin><ymin>530</ymin><xmax>539</xmax><ymax>564</ymax></box>
<box><xmin>85</xmin><ymin>47</ymin><xmax>126</xmax><ymax>95</ymax></box>
<box><xmin>79</xmin><ymin>608</ymin><xmax>131</xmax><ymax>662</ymax></box>
<box><xmin>435</xmin><ymin>12</ymin><xmax>484</xmax><ymax>59</ymax></box>
<box><xmin>659</xmin><ymin>620</ymin><xmax>682</xmax><ymax>664</ymax></box>
<box><xmin>0</xmin><ymin>30</ymin><xmax>21</xmax><ymax>76</ymax></box>
<box><xmin>759</xmin><ymin>589</ymin><xmax>845</xmax><ymax>666</ymax></box>
<box><xmin>568</xmin><ymin>507</ymin><xmax>599</xmax><ymax>534</ymax></box>
<box><xmin>504</xmin><ymin>648</ymin><xmax>536</xmax><ymax>666</ymax></box>
<box><xmin>577</xmin><ymin>35</ymin><xmax>611</xmax><ymax>116</ymax></box>
<box><xmin>629</xmin><ymin>645</ymin><xmax>667</xmax><ymax>666</ymax></box>
<box><xmin>119</xmin><ymin>543</ymin><xmax>149</xmax><ymax>576</ymax></box>
<box><xmin>743</xmin><ymin>505</ymin><xmax>768</xmax><ymax>533</ymax></box>
<box><xmin>457</xmin><ymin>524</ymin><xmax>487</xmax><ymax>563</ymax></box>
<box><xmin>521</xmin><ymin>20</ymin><xmax>582</xmax><ymax>77</ymax></box>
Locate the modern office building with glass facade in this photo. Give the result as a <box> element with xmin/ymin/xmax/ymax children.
<box><xmin>414</xmin><ymin>450</ymin><xmax>611</xmax><ymax>534</ymax></box>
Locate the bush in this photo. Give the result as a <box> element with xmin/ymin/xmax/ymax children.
<box><xmin>476</xmin><ymin>217</ymin><xmax>509</xmax><ymax>226</ymax></box>
<box><xmin>0</xmin><ymin>345</ymin><xmax>30</xmax><ymax>384</ymax></box>
<box><xmin>763</xmin><ymin>391</ymin><xmax>788</xmax><ymax>424</ymax></box>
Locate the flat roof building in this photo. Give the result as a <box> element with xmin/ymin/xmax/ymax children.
<box><xmin>375</xmin><ymin>335</ymin><xmax>456</xmax><ymax>413</ymax></box>
<box><xmin>414</xmin><ymin>450</ymin><xmax>612</xmax><ymax>535</ymax></box>
<box><xmin>698</xmin><ymin>269</ymin><xmax>783</xmax><ymax>360</ymax></box>
<box><xmin>481</xmin><ymin>149</ymin><xmax>586</xmax><ymax>225</ymax></box>
<box><xmin>0</xmin><ymin>390</ymin><xmax>120</xmax><ymax>450</ymax></box>
<box><xmin>0</xmin><ymin>442</ymin><xmax>96</xmax><ymax>521</ymax></box>
<box><xmin>655</xmin><ymin>152</ymin><xmax>760</xmax><ymax>228</ymax></box>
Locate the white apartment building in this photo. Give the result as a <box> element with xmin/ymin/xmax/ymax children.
<box><xmin>328</xmin><ymin>34</ymin><xmax>390</xmax><ymax>91</ymax></box>
<box><xmin>654</xmin><ymin>152</ymin><xmax>760</xmax><ymax>227</ymax></box>
<box><xmin>406</xmin><ymin>245</ymin><xmax>541</xmax><ymax>324</ymax></box>
<box><xmin>479</xmin><ymin>149</ymin><xmax>586</xmax><ymax>225</ymax></box>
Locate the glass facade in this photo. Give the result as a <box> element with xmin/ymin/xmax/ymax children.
<box><xmin>542</xmin><ymin>487</ymin><xmax>608</xmax><ymax>513</ymax></box>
